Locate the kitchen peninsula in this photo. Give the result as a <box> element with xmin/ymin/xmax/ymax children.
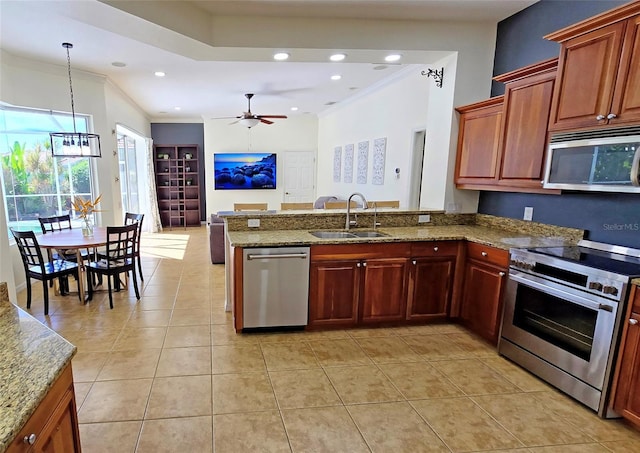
<box><xmin>220</xmin><ymin>209</ymin><xmax>584</xmax><ymax>341</ymax></box>
<box><xmin>0</xmin><ymin>287</ymin><xmax>80</xmax><ymax>453</ymax></box>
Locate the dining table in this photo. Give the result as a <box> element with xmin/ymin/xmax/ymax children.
<box><xmin>37</xmin><ymin>227</ymin><xmax>107</xmax><ymax>303</ymax></box>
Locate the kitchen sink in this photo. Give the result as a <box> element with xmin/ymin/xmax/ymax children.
<box><xmin>310</xmin><ymin>231</ymin><xmax>357</xmax><ymax>239</ymax></box>
<box><xmin>349</xmin><ymin>231</ymin><xmax>389</xmax><ymax>238</ymax></box>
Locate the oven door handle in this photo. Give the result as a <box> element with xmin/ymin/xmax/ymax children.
<box><xmin>509</xmin><ymin>271</ymin><xmax>615</xmax><ymax>312</ymax></box>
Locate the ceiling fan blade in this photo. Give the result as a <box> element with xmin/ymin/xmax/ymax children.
<box><xmin>260</xmin><ymin>118</ymin><xmax>274</xmax><ymax>125</ymax></box>
<box><xmin>228</xmin><ymin>119</ymin><xmax>241</xmax><ymax>125</ymax></box>
<box><xmin>210</xmin><ymin>116</ymin><xmax>239</xmax><ymax>120</ymax></box>
<box><xmin>257</xmin><ymin>115</ymin><xmax>288</xmax><ymax>119</ymax></box>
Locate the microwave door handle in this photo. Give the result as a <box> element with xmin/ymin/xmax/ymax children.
<box><xmin>509</xmin><ymin>271</ymin><xmax>606</xmax><ymax>312</ymax></box>
<box><xmin>631</xmin><ymin>145</ymin><xmax>640</xmax><ymax>186</ymax></box>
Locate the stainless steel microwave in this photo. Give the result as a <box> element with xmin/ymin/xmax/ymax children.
<box><xmin>543</xmin><ymin>126</ymin><xmax>640</xmax><ymax>193</ymax></box>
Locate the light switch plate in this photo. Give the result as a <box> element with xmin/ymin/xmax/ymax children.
<box><xmin>523</xmin><ymin>207</ymin><xmax>534</xmax><ymax>221</ymax></box>
<box><xmin>418</xmin><ymin>214</ymin><xmax>431</xmax><ymax>223</ymax></box>
<box><xmin>248</xmin><ymin>218</ymin><xmax>260</xmax><ymax>228</ymax></box>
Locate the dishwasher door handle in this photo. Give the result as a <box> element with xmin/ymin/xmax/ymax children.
<box><xmin>246</xmin><ymin>253</ymin><xmax>308</xmax><ymax>261</ymax></box>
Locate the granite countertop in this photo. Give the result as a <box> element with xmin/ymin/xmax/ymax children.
<box><xmin>0</xmin><ymin>301</ymin><xmax>76</xmax><ymax>452</ymax></box>
<box><xmin>632</xmin><ymin>277</ymin><xmax>640</xmax><ymax>287</ymax></box>
<box><xmin>226</xmin><ymin>225</ymin><xmax>577</xmax><ymax>250</ymax></box>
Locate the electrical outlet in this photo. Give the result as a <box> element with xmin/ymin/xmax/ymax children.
<box><xmin>248</xmin><ymin>218</ymin><xmax>260</xmax><ymax>228</ymax></box>
<box><xmin>418</xmin><ymin>214</ymin><xmax>431</xmax><ymax>223</ymax></box>
<box><xmin>523</xmin><ymin>207</ymin><xmax>534</xmax><ymax>221</ymax></box>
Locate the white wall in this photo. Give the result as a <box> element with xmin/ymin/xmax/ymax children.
<box><xmin>1</xmin><ymin>50</ymin><xmax>150</xmax><ymax>290</ymax></box>
<box><xmin>204</xmin><ymin>116</ymin><xmax>318</xmax><ymax>215</ymax></box>
<box><xmin>317</xmin><ymin>66</ymin><xmax>430</xmax><ymax>206</ymax></box>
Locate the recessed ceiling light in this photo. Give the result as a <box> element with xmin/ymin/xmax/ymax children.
<box><xmin>174</xmin><ymin>107</ymin><xmax>181</xmax><ymax>111</ymax></box>
<box><xmin>291</xmin><ymin>107</ymin><xmax>299</xmax><ymax>111</ymax></box>
<box><xmin>330</xmin><ymin>53</ymin><xmax>346</xmax><ymax>62</ymax></box>
<box><xmin>384</xmin><ymin>54</ymin><xmax>402</xmax><ymax>62</ymax></box>
<box><xmin>111</xmin><ymin>61</ymin><xmax>126</xmax><ymax>67</ymax></box>
<box><xmin>154</xmin><ymin>71</ymin><xmax>166</xmax><ymax>77</ymax></box>
<box><xmin>273</xmin><ymin>52</ymin><xmax>289</xmax><ymax>61</ymax></box>
<box><xmin>331</xmin><ymin>74</ymin><xmax>342</xmax><ymax>81</ymax></box>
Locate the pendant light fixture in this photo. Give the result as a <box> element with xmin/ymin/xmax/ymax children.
<box><xmin>50</xmin><ymin>43</ymin><xmax>101</xmax><ymax>158</ymax></box>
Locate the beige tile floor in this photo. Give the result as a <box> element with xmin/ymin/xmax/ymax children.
<box><xmin>15</xmin><ymin>226</ymin><xmax>640</xmax><ymax>452</ymax></box>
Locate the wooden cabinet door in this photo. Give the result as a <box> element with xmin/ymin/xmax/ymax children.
<box><xmin>497</xmin><ymin>61</ymin><xmax>557</xmax><ymax>188</ymax></box>
<box><xmin>460</xmin><ymin>259</ymin><xmax>507</xmax><ymax>345</ymax></box>
<box><xmin>613</xmin><ymin>286</ymin><xmax>640</xmax><ymax>428</ymax></box>
<box><xmin>454</xmin><ymin>97</ymin><xmax>503</xmax><ymax>187</ymax></box>
<box><xmin>613</xmin><ymin>311</ymin><xmax>640</xmax><ymax>427</ymax></box>
<box><xmin>611</xmin><ymin>15</ymin><xmax>640</xmax><ymax>125</ymax></box>
<box><xmin>34</xmin><ymin>390</ymin><xmax>80</xmax><ymax>453</ymax></box>
<box><xmin>406</xmin><ymin>256</ymin><xmax>455</xmax><ymax>321</ymax></box>
<box><xmin>308</xmin><ymin>260</ymin><xmax>360</xmax><ymax>327</ymax></box>
<box><xmin>360</xmin><ymin>258</ymin><xmax>408</xmax><ymax>324</ymax></box>
<box><xmin>549</xmin><ymin>22</ymin><xmax>626</xmax><ymax>131</ymax></box>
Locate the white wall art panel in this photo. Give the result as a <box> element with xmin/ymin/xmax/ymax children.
<box><xmin>357</xmin><ymin>141</ymin><xmax>369</xmax><ymax>184</ymax></box>
<box><xmin>333</xmin><ymin>146</ymin><xmax>342</xmax><ymax>182</ymax></box>
<box><xmin>344</xmin><ymin>144</ymin><xmax>354</xmax><ymax>183</ymax></box>
<box><xmin>372</xmin><ymin>137</ymin><xmax>386</xmax><ymax>185</ymax></box>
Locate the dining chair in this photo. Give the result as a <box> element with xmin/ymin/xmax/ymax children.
<box><xmin>233</xmin><ymin>203</ymin><xmax>268</xmax><ymax>211</ymax></box>
<box><xmin>124</xmin><ymin>212</ymin><xmax>145</xmax><ymax>282</ymax></box>
<box><xmin>280</xmin><ymin>202</ymin><xmax>314</xmax><ymax>210</ymax></box>
<box><xmin>324</xmin><ymin>200</ymin><xmax>357</xmax><ymax>209</ymax></box>
<box><xmin>367</xmin><ymin>200</ymin><xmax>400</xmax><ymax>208</ymax></box>
<box><xmin>11</xmin><ymin>228</ymin><xmax>80</xmax><ymax>316</ymax></box>
<box><xmin>38</xmin><ymin>214</ymin><xmax>91</xmax><ymax>262</ymax></box>
<box><xmin>85</xmin><ymin>223</ymin><xmax>140</xmax><ymax>309</ymax></box>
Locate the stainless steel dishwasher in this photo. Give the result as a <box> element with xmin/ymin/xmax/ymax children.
<box><xmin>242</xmin><ymin>247</ymin><xmax>310</xmax><ymax>329</ymax></box>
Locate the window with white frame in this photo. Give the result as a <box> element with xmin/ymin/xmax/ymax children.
<box><xmin>0</xmin><ymin>105</ymin><xmax>95</xmax><ymax>233</ymax></box>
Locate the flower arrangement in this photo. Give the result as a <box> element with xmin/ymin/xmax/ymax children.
<box><xmin>72</xmin><ymin>194</ymin><xmax>102</xmax><ymax>236</ymax></box>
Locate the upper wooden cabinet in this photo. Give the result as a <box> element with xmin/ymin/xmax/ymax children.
<box><xmin>545</xmin><ymin>2</ymin><xmax>640</xmax><ymax>131</ymax></box>
<box><xmin>454</xmin><ymin>97</ymin><xmax>503</xmax><ymax>186</ymax></box>
<box><xmin>494</xmin><ymin>58</ymin><xmax>558</xmax><ymax>190</ymax></box>
<box><xmin>455</xmin><ymin>59</ymin><xmax>560</xmax><ymax>193</ymax></box>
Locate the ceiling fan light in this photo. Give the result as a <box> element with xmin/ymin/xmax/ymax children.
<box><xmin>238</xmin><ymin>117</ymin><xmax>260</xmax><ymax>128</ymax></box>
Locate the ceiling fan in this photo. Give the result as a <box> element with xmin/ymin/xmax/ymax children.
<box><xmin>214</xmin><ymin>93</ymin><xmax>288</xmax><ymax>128</ymax></box>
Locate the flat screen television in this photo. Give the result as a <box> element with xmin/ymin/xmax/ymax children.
<box><xmin>214</xmin><ymin>152</ymin><xmax>277</xmax><ymax>190</ymax></box>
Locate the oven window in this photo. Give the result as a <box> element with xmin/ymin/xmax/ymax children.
<box><xmin>513</xmin><ymin>285</ymin><xmax>597</xmax><ymax>361</ymax></box>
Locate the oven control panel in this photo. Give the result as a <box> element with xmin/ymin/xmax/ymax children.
<box><xmin>509</xmin><ymin>249</ymin><xmax>624</xmax><ymax>302</ymax></box>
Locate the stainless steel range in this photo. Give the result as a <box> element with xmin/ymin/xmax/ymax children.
<box><xmin>499</xmin><ymin>240</ymin><xmax>640</xmax><ymax>417</ymax></box>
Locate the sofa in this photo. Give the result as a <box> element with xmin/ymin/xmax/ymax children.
<box><xmin>209</xmin><ymin>214</ymin><xmax>225</xmax><ymax>264</ymax></box>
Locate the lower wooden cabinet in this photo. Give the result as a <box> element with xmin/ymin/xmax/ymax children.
<box><xmin>308</xmin><ymin>259</ymin><xmax>360</xmax><ymax>327</ymax></box>
<box><xmin>8</xmin><ymin>364</ymin><xmax>81</xmax><ymax>453</ymax></box>
<box><xmin>308</xmin><ymin>243</ymin><xmax>410</xmax><ymax>328</ymax></box>
<box><xmin>459</xmin><ymin>243</ymin><xmax>508</xmax><ymax>344</ymax></box>
<box><xmin>613</xmin><ymin>285</ymin><xmax>640</xmax><ymax>428</ymax></box>
<box><xmin>407</xmin><ymin>241</ymin><xmax>459</xmax><ymax>321</ymax></box>
<box><xmin>360</xmin><ymin>257</ymin><xmax>408</xmax><ymax>324</ymax></box>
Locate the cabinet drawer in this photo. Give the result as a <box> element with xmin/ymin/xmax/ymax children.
<box><xmin>411</xmin><ymin>241</ymin><xmax>459</xmax><ymax>257</ymax></box>
<box><xmin>466</xmin><ymin>242</ymin><xmax>508</xmax><ymax>268</ymax></box>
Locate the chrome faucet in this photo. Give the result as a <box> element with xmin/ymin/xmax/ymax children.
<box><xmin>345</xmin><ymin>192</ymin><xmax>368</xmax><ymax>230</ymax></box>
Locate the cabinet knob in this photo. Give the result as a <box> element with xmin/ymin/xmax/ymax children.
<box><xmin>498</xmin><ymin>272</ymin><xmax>506</xmax><ymax>277</ymax></box>
<box><xmin>596</xmin><ymin>114</ymin><xmax>605</xmax><ymax>121</ymax></box>
<box><xmin>481</xmin><ymin>251</ymin><xmax>488</xmax><ymax>257</ymax></box>
<box><xmin>607</xmin><ymin>113</ymin><xmax>617</xmax><ymax>120</ymax></box>
<box><xmin>412</xmin><ymin>260</ymin><xmax>417</xmax><ymax>265</ymax></box>
<box><xmin>23</xmin><ymin>434</ymin><xmax>37</xmax><ymax>445</ymax></box>
<box><xmin>433</xmin><ymin>246</ymin><xmax>439</xmax><ymax>252</ymax></box>
<box><xmin>630</xmin><ymin>319</ymin><xmax>639</xmax><ymax>326</ymax></box>
<box><xmin>362</xmin><ymin>262</ymin><xmax>367</xmax><ymax>267</ymax></box>
<box><xmin>357</xmin><ymin>262</ymin><xmax>361</xmax><ymax>268</ymax></box>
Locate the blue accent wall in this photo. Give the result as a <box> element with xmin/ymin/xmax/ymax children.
<box><xmin>480</xmin><ymin>0</ymin><xmax>639</xmax><ymax>248</ymax></box>
<box><xmin>150</xmin><ymin>123</ymin><xmax>206</xmax><ymax>220</ymax></box>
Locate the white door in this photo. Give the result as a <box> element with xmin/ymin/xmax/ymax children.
<box><xmin>283</xmin><ymin>151</ymin><xmax>316</xmax><ymax>202</ymax></box>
